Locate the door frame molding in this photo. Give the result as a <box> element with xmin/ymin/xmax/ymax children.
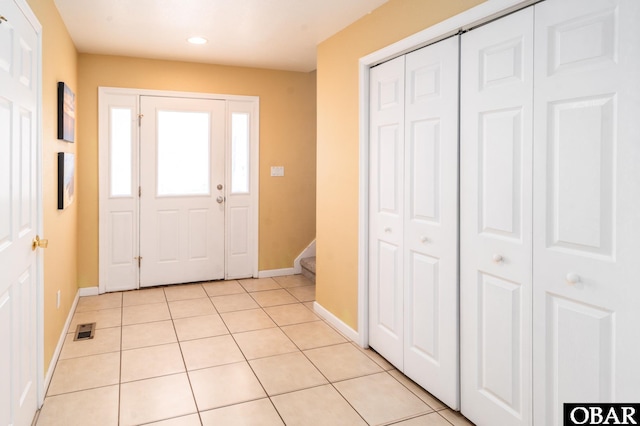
<box><xmin>355</xmin><ymin>0</ymin><xmax>536</xmax><ymax>348</ymax></box>
<box><xmin>98</xmin><ymin>87</ymin><xmax>259</xmax><ymax>293</ymax></box>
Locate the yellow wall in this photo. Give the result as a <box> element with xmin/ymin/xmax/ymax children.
<box><xmin>26</xmin><ymin>0</ymin><xmax>79</xmax><ymax>374</ymax></box>
<box><xmin>27</xmin><ymin>0</ymin><xmax>316</xmax><ymax>373</ymax></box>
<box><xmin>316</xmin><ymin>0</ymin><xmax>485</xmax><ymax>329</ymax></box>
<box><xmin>77</xmin><ymin>55</ymin><xmax>317</xmax><ymax>286</ymax></box>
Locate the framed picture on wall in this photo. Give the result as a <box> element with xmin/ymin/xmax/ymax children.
<box><xmin>57</xmin><ymin>82</ymin><xmax>75</xmax><ymax>142</ymax></box>
<box><xmin>58</xmin><ymin>152</ymin><xmax>75</xmax><ymax>209</ymax></box>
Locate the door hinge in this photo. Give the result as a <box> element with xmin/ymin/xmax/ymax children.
<box><xmin>138</xmin><ymin>113</ymin><xmax>144</xmax><ymax>126</ymax></box>
<box><xmin>135</xmin><ymin>256</ymin><xmax>142</xmax><ymax>268</ymax></box>
<box><xmin>138</xmin><ymin>186</ymin><xmax>141</xmax><ymax>197</ymax></box>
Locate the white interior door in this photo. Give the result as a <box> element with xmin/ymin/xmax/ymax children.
<box><xmin>369</xmin><ymin>55</ymin><xmax>406</xmax><ymax>369</ymax></box>
<box><xmin>369</xmin><ymin>36</ymin><xmax>460</xmax><ymax>409</ymax></box>
<box><xmin>139</xmin><ymin>96</ymin><xmax>226</xmax><ymax>287</ymax></box>
<box><xmin>532</xmin><ymin>0</ymin><xmax>640</xmax><ymax>424</ymax></box>
<box><xmin>403</xmin><ymin>36</ymin><xmax>459</xmax><ymax>409</ymax></box>
<box><xmin>460</xmin><ymin>7</ymin><xmax>534</xmax><ymax>426</ymax></box>
<box><xmin>0</xmin><ymin>0</ymin><xmax>40</xmax><ymax>424</ymax></box>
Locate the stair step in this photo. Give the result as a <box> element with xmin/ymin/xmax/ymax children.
<box><xmin>300</xmin><ymin>256</ymin><xmax>316</xmax><ymax>283</ymax></box>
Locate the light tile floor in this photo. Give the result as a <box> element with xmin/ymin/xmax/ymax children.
<box><xmin>35</xmin><ymin>275</ymin><xmax>474</xmax><ymax>426</ymax></box>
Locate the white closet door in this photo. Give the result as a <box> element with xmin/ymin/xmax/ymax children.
<box><xmin>369</xmin><ymin>55</ymin><xmax>406</xmax><ymax>369</ymax></box>
<box><xmin>460</xmin><ymin>7</ymin><xmax>534</xmax><ymax>426</ymax></box>
<box><xmin>532</xmin><ymin>0</ymin><xmax>640</xmax><ymax>424</ymax></box>
<box><xmin>403</xmin><ymin>36</ymin><xmax>460</xmax><ymax>409</ymax></box>
<box><xmin>370</xmin><ymin>37</ymin><xmax>460</xmax><ymax>407</ymax></box>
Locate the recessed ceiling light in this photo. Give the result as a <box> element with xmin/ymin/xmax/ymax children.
<box><xmin>187</xmin><ymin>36</ymin><xmax>207</xmax><ymax>45</ymax></box>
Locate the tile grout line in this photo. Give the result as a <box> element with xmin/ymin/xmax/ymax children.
<box><xmin>385</xmin><ymin>367</ymin><xmax>449</xmax><ymax>413</ymax></box>
<box><xmin>220</xmin><ymin>278</ymin><xmax>328</xmax><ymax>424</ymax></box>
<box><xmin>223</xmin><ymin>300</ymin><xmax>289</xmax><ymax>425</ymax></box>
<box><xmin>264</xmin><ymin>304</ymin><xmax>374</xmax><ymax>425</ymax></box>
<box><xmin>127</xmin><ymin>283</ymin><xmax>317</xmax><ymax>423</ymax></box>
<box><xmin>168</xmin><ymin>282</ymin><xmax>207</xmax><ymax>425</ymax></box>
<box><xmin>42</xmin><ymin>279</ymin><xmax>466</xmax><ymax>426</ymax></box>
<box><xmin>246</xmin><ymin>298</ymin><xmax>368</xmax><ymax>425</ymax></box>
<box><xmin>280</xmin><ymin>297</ymin><xmax>441</xmax><ymax>425</ymax></box>
<box><xmin>118</xmin><ymin>292</ymin><xmax>123</xmax><ymax>426</ymax></box>
<box><xmin>293</xmin><ymin>341</ymin><xmax>372</xmax><ymax>425</ymax></box>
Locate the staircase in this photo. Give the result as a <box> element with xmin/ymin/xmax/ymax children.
<box><xmin>300</xmin><ymin>256</ymin><xmax>316</xmax><ymax>283</ymax></box>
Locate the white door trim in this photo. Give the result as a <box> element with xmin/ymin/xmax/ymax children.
<box><xmin>98</xmin><ymin>87</ymin><xmax>259</xmax><ymax>293</ymax></box>
<box><xmin>356</xmin><ymin>0</ymin><xmax>536</xmax><ymax>348</ymax></box>
<box><xmin>98</xmin><ymin>87</ymin><xmax>260</xmax><ymax>103</ymax></box>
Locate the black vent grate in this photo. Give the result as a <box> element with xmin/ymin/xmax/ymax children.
<box><xmin>74</xmin><ymin>323</ymin><xmax>96</xmax><ymax>341</ymax></box>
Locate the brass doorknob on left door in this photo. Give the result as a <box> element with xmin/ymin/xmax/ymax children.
<box><xmin>32</xmin><ymin>235</ymin><xmax>49</xmax><ymax>251</ymax></box>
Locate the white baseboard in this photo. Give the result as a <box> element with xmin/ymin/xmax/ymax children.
<box><xmin>294</xmin><ymin>240</ymin><xmax>316</xmax><ymax>274</ymax></box>
<box><xmin>43</xmin><ymin>289</ymin><xmax>80</xmax><ymax>393</ymax></box>
<box><xmin>78</xmin><ymin>286</ymin><xmax>99</xmax><ymax>297</ymax></box>
<box><xmin>258</xmin><ymin>268</ymin><xmax>295</xmax><ymax>278</ymax></box>
<box><xmin>259</xmin><ymin>240</ymin><xmax>316</xmax><ymax>278</ymax></box>
<box><xmin>313</xmin><ymin>301</ymin><xmax>362</xmax><ymax>345</ymax></box>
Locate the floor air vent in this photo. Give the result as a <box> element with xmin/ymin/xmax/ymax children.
<box><xmin>74</xmin><ymin>323</ymin><xmax>96</xmax><ymax>341</ymax></box>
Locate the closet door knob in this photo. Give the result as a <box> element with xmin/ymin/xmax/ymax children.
<box><xmin>566</xmin><ymin>273</ymin><xmax>580</xmax><ymax>285</ymax></box>
<box><xmin>492</xmin><ymin>254</ymin><xmax>503</xmax><ymax>263</ymax></box>
<box><xmin>384</xmin><ymin>227</ymin><xmax>391</xmax><ymax>233</ymax></box>
<box><xmin>420</xmin><ymin>236</ymin><xmax>428</xmax><ymax>243</ymax></box>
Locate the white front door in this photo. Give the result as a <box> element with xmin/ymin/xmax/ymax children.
<box><xmin>139</xmin><ymin>96</ymin><xmax>226</xmax><ymax>287</ymax></box>
<box><xmin>0</xmin><ymin>0</ymin><xmax>40</xmax><ymax>424</ymax></box>
<box><xmin>532</xmin><ymin>0</ymin><xmax>640</xmax><ymax>424</ymax></box>
<box><xmin>369</xmin><ymin>35</ymin><xmax>460</xmax><ymax>409</ymax></box>
<box><xmin>460</xmin><ymin>6</ymin><xmax>534</xmax><ymax>426</ymax></box>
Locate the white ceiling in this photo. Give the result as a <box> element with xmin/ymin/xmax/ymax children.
<box><xmin>53</xmin><ymin>0</ymin><xmax>389</xmax><ymax>72</ymax></box>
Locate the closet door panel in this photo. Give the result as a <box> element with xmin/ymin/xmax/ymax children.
<box><xmin>409</xmin><ymin>119</ymin><xmax>440</xmax><ymax>222</ymax></box>
<box><xmin>407</xmin><ymin>251</ymin><xmax>439</xmax><ymax>355</ymax></box>
<box><xmin>404</xmin><ymin>36</ymin><xmax>460</xmax><ymax>409</ymax></box>
<box><xmin>533</xmin><ymin>0</ymin><xmax>640</xmax><ymax>424</ymax></box>
<box><xmin>546</xmin><ymin>296</ymin><xmax>614</xmax><ymax>401</ymax></box>
<box><xmin>478</xmin><ymin>273</ymin><xmax>523</xmax><ymax>409</ymax></box>
<box><xmin>479</xmin><ymin>109</ymin><xmax>523</xmax><ymax>240</ymax></box>
<box><xmin>369</xmin><ymin>56</ymin><xmax>405</xmax><ymax>369</ymax></box>
<box><xmin>460</xmin><ymin>7</ymin><xmax>533</xmax><ymax>426</ymax></box>
<box><xmin>547</xmin><ymin>96</ymin><xmax>614</xmax><ymax>256</ymax></box>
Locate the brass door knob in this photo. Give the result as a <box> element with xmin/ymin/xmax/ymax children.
<box><xmin>32</xmin><ymin>235</ymin><xmax>49</xmax><ymax>251</ymax></box>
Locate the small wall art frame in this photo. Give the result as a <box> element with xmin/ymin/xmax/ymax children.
<box><xmin>58</xmin><ymin>152</ymin><xmax>75</xmax><ymax>209</ymax></box>
<box><xmin>57</xmin><ymin>81</ymin><xmax>75</xmax><ymax>142</ymax></box>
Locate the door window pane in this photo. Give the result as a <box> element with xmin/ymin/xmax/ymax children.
<box><xmin>231</xmin><ymin>112</ymin><xmax>249</xmax><ymax>194</ymax></box>
<box><xmin>157</xmin><ymin>110</ymin><xmax>210</xmax><ymax>196</ymax></box>
<box><xmin>110</xmin><ymin>107</ymin><xmax>132</xmax><ymax>197</ymax></box>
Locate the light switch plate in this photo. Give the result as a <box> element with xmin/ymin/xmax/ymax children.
<box><xmin>271</xmin><ymin>166</ymin><xmax>284</xmax><ymax>177</ymax></box>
